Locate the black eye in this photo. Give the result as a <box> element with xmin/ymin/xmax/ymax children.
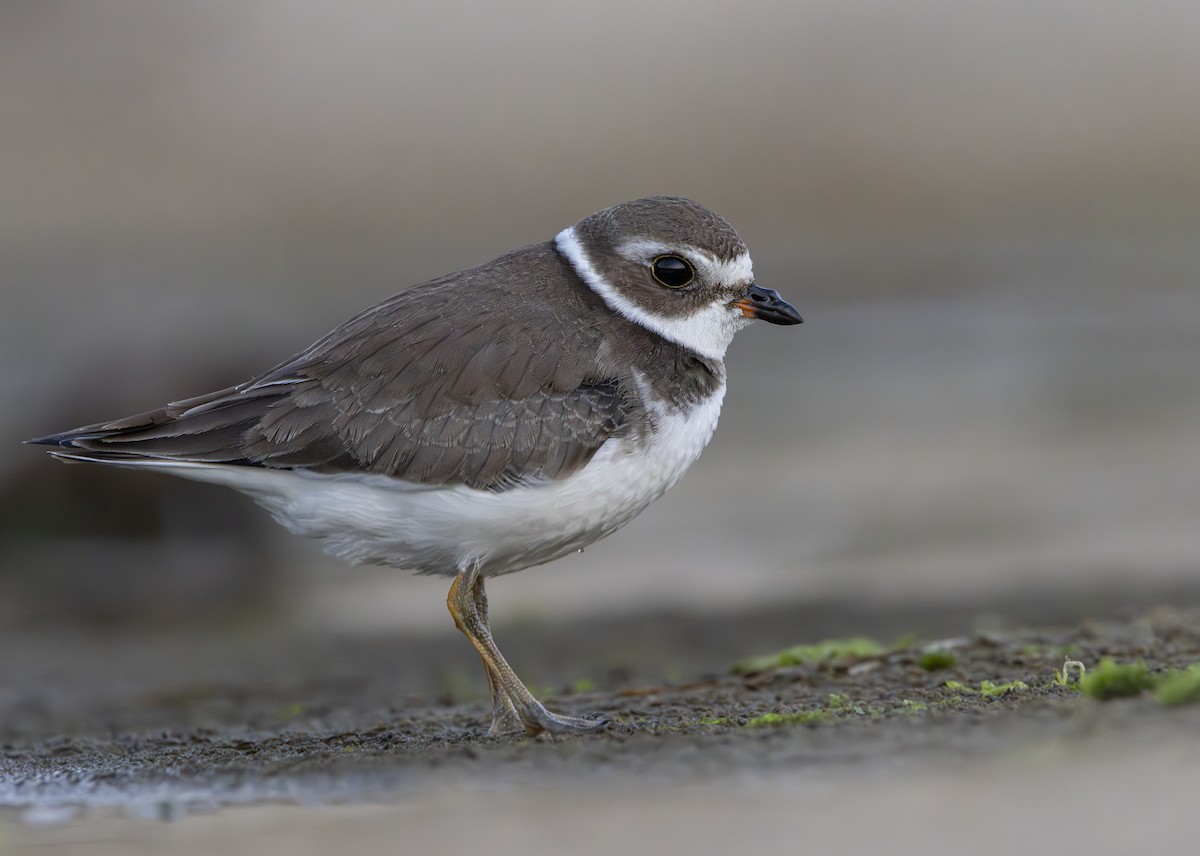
<box><xmin>651</xmin><ymin>255</ymin><xmax>695</xmax><ymax>288</ymax></box>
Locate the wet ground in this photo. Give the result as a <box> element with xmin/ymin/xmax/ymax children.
<box><xmin>2</xmin><ymin>590</ymin><xmax>1199</xmax><ymax>853</ymax></box>
<box><xmin>4</xmin><ymin>6</ymin><xmax>1200</xmax><ymax>852</ymax></box>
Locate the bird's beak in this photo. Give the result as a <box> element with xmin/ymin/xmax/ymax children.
<box><xmin>731</xmin><ymin>285</ymin><xmax>803</xmax><ymax>325</ymax></box>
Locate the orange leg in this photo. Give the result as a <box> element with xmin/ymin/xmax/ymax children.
<box><xmin>469</xmin><ymin>577</ymin><xmax>523</xmax><ymax>735</ymax></box>
<box><xmin>447</xmin><ymin>562</ymin><xmax>607</xmax><ymax>736</ymax></box>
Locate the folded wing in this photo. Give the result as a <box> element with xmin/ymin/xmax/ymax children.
<box><xmin>32</xmin><ymin>272</ymin><xmax>641</xmax><ymax>491</ymax></box>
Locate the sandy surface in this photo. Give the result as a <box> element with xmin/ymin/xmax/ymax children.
<box><xmin>2</xmin><ymin>594</ymin><xmax>1198</xmax><ymax>854</ymax></box>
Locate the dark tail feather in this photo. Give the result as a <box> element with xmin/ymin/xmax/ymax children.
<box><xmin>28</xmin><ymin>383</ymin><xmax>292</xmax><ymax>464</ymax></box>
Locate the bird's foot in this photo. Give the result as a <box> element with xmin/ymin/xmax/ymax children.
<box><xmin>486</xmin><ymin>693</ymin><xmax>608</xmax><ymax>737</ymax></box>
<box><xmin>518</xmin><ymin>701</ymin><xmax>609</xmax><ymax>736</ymax></box>
<box><xmin>487</xmin><ymin>695</ymin><xmax>526</xmax><ymax>736</ymax></box>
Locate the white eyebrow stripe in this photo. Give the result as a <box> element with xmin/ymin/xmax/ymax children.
<box><xmin>613</xmin><ymin>238</ymin><xmax>755</xmax><ymax>285</ymax></box>
<box><xmin>713</xmin><ymin>252</ymin><xmax>755</xmax><ymax>284</ymax></box>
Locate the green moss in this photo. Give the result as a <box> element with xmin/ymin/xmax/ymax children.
<box><xmin>1052</xmin><ymin>659</ymin><xmax>1200</xmax><ymax>705</ymax></box>
<box><xmin>943</xmin><ymin>679</ymin><xmax>1026</xmax><ymax>698</ymax></box>
<box><xmin>827</xmin><ymin>694</ymin><xmax>857</xmax><ymax>712</ymax></box>
<box><xmin>1079</xmin><ymin>659</ymin><xmax>1153</xmax><ymax>700</ymax></box>
<box><xmin>745</xmin><ymin>709</ymin><xmax>832</xmax><ymax>727</ymax></box>
<box><xmin>826</xmin><ymin>693</ymin><xmax>868</xmax><ymax>715</ymax></box>
<box><xmin>901</xmin><ymin>699</ymin><xmax>928</xmax><ymax>712</ymax></box>
<box><xmin>571</xmin><ymin>678</ymin><xmax>595</xmax><ymax>693</ymax></box>
<box><xmin>733</xmin><ymin>637</ymin><xmax>885</xmax><ymax>674</ymax></box>
<box><xmin>979</xmin><ymin>680</ymin><xmax>1028</xmax><ymax>698</ymax></box>
<box><xmin>917</xmin><ymin>650</ymin><xmax>958</xmax><ymax>671</ymax></box>
<box><xmin>1151</xmin><ymin>664</ymin><xmax>1200</xmax><ymax>706</ymax></box>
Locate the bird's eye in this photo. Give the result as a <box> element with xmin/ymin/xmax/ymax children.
<box><xmin>651</xmin><ymin>255</ymin><xmax>695</xmax><ymax>288</ymax></box>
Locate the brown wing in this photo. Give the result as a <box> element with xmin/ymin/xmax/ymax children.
<box><xmin>32</xmin><ymin>245</ymin><xmax>644</xmax><ymax>490</ymax></box>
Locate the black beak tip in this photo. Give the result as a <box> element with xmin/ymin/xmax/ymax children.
<box><xmin>776</xmin><ymin>307</ymin><xmax>803</xmax><ymax>325</ymax></box>
<box><xmin>745</xmin><ymin>284</ymin><xmax>803</xmax><ymax>326</ymax></box>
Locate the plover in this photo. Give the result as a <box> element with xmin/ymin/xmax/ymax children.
<box><xmin>31</xmin><ymin>196</ymin><xmax>801</xmax><ymax>736</ymax></box>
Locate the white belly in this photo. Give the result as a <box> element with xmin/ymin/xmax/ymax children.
<box><xmin>147</xmin><ymin>386</ymin><xmax>726</xmax><ymax>576</ymax></box>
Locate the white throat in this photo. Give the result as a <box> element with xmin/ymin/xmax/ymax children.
<box><xmin>555</xmin><ymin>226</ymin><xmax>748</xmax><ymax>361</ymax></box>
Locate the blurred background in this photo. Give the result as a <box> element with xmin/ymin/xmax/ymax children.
<box><xmin>2</xmin><ymin>0</ymin><xmax>1198</xmax><ymax>638</ymax></box>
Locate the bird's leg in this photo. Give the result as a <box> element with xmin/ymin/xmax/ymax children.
<box><xmin>446</xmin><ymin>563</ymin><xmax>608</xmax><ymax>737</ymax></box>
<box><xmin>469</xmin><ymin>576</ymin><xmax>524</xmax><ymax>736</ymax></box>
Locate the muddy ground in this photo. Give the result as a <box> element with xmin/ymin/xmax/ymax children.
<box><xmin>2</xmin><ymin>588</ymin><xmax>1199</xmax><ymax>853</ymax></box>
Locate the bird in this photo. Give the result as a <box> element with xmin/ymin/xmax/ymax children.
<box><xmin>30</xmin><ymin>196</ymin><xmax>802</xmax><ymax>737</ymax></box>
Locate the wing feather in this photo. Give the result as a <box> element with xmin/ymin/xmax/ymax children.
<box><xmin>33</xmin><ymin>245</ymin><xmax>644</xmax><ymax>489</ymax></box>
